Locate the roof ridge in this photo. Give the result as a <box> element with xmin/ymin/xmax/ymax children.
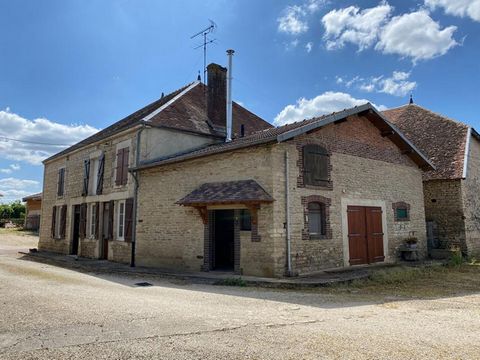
<box><xmin>143</xmin><ymin>81</ymin><xmax>199</xmax><ymax>122</ymax></box>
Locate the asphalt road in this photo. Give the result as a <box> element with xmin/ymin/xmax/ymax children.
<box><xmin>0</xmin><ymin>233</ymin><xmax>479</xmax><ymax>359</ymax></box>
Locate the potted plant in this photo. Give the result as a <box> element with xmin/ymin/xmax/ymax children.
<box><xmin>405</xmin><ymin>237</ymin><xmax>418</xmax><ymax>249</ymax></box>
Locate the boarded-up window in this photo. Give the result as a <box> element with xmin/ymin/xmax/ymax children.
<box><xmin>303</xmin><ymin>145</ymin><xmax>329</xmax><ymax>187</ymax></box>
<box><xmin>60</xmin><ymin>205</ymin><xmax>67</xmax><ymax>239</ymax></box>
<box><xmin>57</xmin><ymin>168</ymin><xmax>65</xmax><ymax>196</ymax></box>
<box><xmin>115</xmin><ymin>148</ymin><xmax>129</xmax><ymax>186</ymax></box>
<box><xmin>96</xmin><ymin>153</ymin><xmax>105</xmax><ymax>195</ymax></box>
<box><xmin>308</xmin><ymin>202</ymin><xmax>326</xmax><ymax>237</ymax></box>
<box><xmin>82</xmin><ymin>159</ymin><xmax>90</xmax><ymax>196</ymax></box>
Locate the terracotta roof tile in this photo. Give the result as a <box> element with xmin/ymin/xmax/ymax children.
<box><xmin>177</xmin><ymin>179</ymin><xmax>274</xmax><ymax>205</ymax></box>
<box><xmin>383</xmin><ymin>104</ymin><xmax>468</xmax><ymax>180</ymax></box>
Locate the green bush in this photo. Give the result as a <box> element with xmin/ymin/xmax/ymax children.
<box><xmin>449</xmin><ymin>252</ymin><xmax>464</xmax><ymax>267</ymax></box>
<box><xmin>217</xmin><ymin>277</ymin><xmax>247</xmax><ymax>287</ymax></box>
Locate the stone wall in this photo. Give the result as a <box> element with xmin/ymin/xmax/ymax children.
<box><xmin>461</xmin><ymin>136</ymin><xmax>480</xmax><ymax>256</ymax></box>
<box><xmin>136</xmin><ymin>144</ymin><xmax>276</xmax><ymax>276</ymax></box>
<box><xmin>270</xmin><ymin>116</ymin><xmax>427</xmax><ymax>275</ymax></box>
<box><xmin>38</xmin><ymin>129</ymin><xmax>137</xmax><ymax>263</ymax></box>
<box><xmin>137</xmin><ymin>115</ymin><xmax>427</xmax><ymax>277</ymax></box>
<box><xmin>423</xmin><ymin>179</ymin><xmax>465</xmax><ymax>251</ymax></box>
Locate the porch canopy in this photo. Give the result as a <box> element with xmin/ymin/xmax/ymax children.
<box><xmin>176</xmin><ymin>179</ymin><xmax>274</xmax><ymax>223</ymax></box>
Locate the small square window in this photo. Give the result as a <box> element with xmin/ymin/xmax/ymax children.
<box><xmin>396</xmin><ymin>208</ymin><xmax>408</xmax><ymax>220</ymax></box>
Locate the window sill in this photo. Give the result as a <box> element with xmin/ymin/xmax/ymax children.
<box><xmin>301</xmin><ymin>183</ymin><xmax>333</xmax><ymax>190</ymax></box>
<box><xmin>308</xmin><ymin>235</ymin><xmax>331</xmax><ymax>240</ymax></box>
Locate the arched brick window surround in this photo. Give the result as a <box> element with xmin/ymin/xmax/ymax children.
<box><xmin>392</xmin><ymin>201</ymin><xmax>410</xmax><ymax>222</ymax></box>
<box><xmin>302</xmin><ymin>195</ymin><xmax>332</xmax><ymax>240</ymax></box>
<box><xmin>297</xmin><ymin>141</ymin><xmax>333</xmax><ymax>190</ymax></box>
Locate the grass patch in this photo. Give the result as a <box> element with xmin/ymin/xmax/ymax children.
<box><xmin>216</xmin><ymin>277</ymin><xmax>247</xmax><ymax>287</ymax></box>
<box><xmin>0</xmin><ymin>227</ymin><xmax>38</xmax><ymax>237</ymax></box>
<box><xmin>324</xmin><ymin>263</ymin><xmax>480</xmax><ymax>300</ymax></box>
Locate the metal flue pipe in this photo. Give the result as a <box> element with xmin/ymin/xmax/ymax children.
<box><xmin>226</xmin><ymin>49</ymin><xmax>234</xmax><ymax>142</ymax></box>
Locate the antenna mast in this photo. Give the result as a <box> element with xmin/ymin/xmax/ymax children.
<box><xmin>191</xmin><ymin>20</ymin><xmax>217</xmax><ymax>83</ymax></box>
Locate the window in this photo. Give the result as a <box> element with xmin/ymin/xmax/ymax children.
<box><xmin>240</xmin><ymin>209</ymin><xmax>251</xmax><ymax>231</ymax></box>
<box><xmin>57</xmin><ymin>167</ymin><xmax>65</xmax><ymax>196</ymax></box>
<box><xmin>392</xmin><ymin>202</ymin><xmax>410</xmax><ymax>222</ymax></box>
<box><xmin>89</xmin><ymin>158</ymin><xmax>99</xmax><ymax>195</ymax></box>
<box><xmin>117</xmin><ymin>200</ymin><xmax>125</xmax><ymax>240</ymax></box>
<box><xmin>396</xmin><ymin>208</ymin><xmax>408</xmax><ymax>220</ymax></box>
<box><xmin>115</xmin><ymin>147</ymin><xmax>129</xmax><ymax>186</ymax></box>
<box><xmin>89</xmin><ymin>203</ymin><xmax>97</xmax><ymax>238</ymax></box>
<box><xmin>303</xmin><ymin>144</ymin><xmax>329</xmax><ymax>187</ymax></box>
<box><xmin>308</xmin><ymin>202</ymin><xmax>326</xmax><ymax>237</ymax></box>
<box><xmin>51</xmin><ymin>205</ymin><xmax>66</xmax><ymax>239</ymax></box>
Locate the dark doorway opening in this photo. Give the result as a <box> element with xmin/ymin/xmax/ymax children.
<box><xmin>101</xmin><ymin>202</ymin><xmax>110</xmax><ymax>260</ymax></box>
<box><xmin>71</xmin><ymin>205</ymin><xmax>80</xmax><ymax>255</ymax></box>
<box><xmin>213</xmin><ymin>210</ymin><xmax>235</xmax><ymax>271</ymax></box>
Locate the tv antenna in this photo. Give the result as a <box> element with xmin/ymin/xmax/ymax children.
<box><xmin>191</xmin><ymin>20</ymin><xmax>217</xmax><ymax>83</ymax></box>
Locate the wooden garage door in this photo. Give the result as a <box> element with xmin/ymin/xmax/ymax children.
<box><xmin>347</xmin><ymin>206</ymin><xmax>385</xmax><ymax>265</ymax></box>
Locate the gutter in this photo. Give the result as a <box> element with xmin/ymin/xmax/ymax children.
<box><xmin>462</xmin><ymin>127</ymin><xmax>472</xmax><ymax>179</ymax></box>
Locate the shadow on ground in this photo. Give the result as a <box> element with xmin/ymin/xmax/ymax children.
<box><xmin>16</xmin><ymin>252</ymin><xmax>480</xmax><ymax>310</ymax></box>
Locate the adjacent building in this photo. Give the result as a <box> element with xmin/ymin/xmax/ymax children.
<box><xmin>384</xmin><ymin>103</ymin><xmax>480</xmax><ymax>257</ymax></box>
<box><xmin>22</xmin><ymin>192</ymin><xmax>42</xmax><ymax>231</ymax></box>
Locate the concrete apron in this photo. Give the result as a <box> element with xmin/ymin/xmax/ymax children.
<box><xmin>18</xmin><ymin>250</ymin><xmax>426</xmax><ymax>289</ymax></box>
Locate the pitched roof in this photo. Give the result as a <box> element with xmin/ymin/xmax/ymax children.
<box><xmin>44</xmin><ymin>81</ymin><xmax>272</xmax><ymax>163</ymax></box>
<box><xmin>382</xmin><ymin>104</ymin><xmax>474</xmax><ymax>180</ymax></box>
<box><xmin>134</xmin><ymin>103</ymin><xmax>434</xmax><ymax>171</ymax></box>
<box><xmin>177</xmin><ymin>180</ymin><xmax>274</xmax><ymax>206</ymax></box>
<box><xmin>145</xmin><ymin>82</ymin><xmax>272</xmax><ymax>137</ymax></box>
<box><xmin>22</xmin><ymin>192</ymin><xmax>42</xmax><ymax>201</ymax></box>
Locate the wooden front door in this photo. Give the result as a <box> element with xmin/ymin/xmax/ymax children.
<box><xmin>347</xmin><ymin>206</ymin><xmax>385</xmax><ymax>265</ymax></box>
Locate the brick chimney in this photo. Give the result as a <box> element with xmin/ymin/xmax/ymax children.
<box><xmin>207</xmin><ymin>63</ymin><xmax>227</xmax><ymax>130</ymax></box>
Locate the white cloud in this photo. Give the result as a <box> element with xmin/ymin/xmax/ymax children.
<box><xmin>321</xmin><ymin>2</ymin><xmax>459</xmax><ymax>62</ymax></box>
<box><xmin>376</xmin><ymin>10</ymin><xmax>458</xmax><ymax>62</ymax></box>
<box><xmin>277</xmin><ymin>0</ymin><xmax>324</xmax><ymax>35</ymax></box>
<box><xmin>0</xmin><ymin>177</ymin><xmax>40</xmax><ymax>203</ymax></box>
<box><xmin>425</xmin><ymin>0</ymin><xmax>480</xmax><ymax>22</ymax></box>
<box><xmin>0</xmin><ymin>108</ymin><xmax>99</xmax><ymax>165</ymax></box>
<box><xmin>274</xmin><ymin>91</ymin><xmax>386</xmax><ymax>126</ymax></box>
<box><xmin>305</xmin><ymin>42</ymin><xmax>313</xmax><ymax>53</ymax></box>
<box><xmin>278</xmin><ymin>5</ymin><xmax>309</xmax><ymax>35</ymax></box>
<box><xmin>0</xmin><ymin>164</ymin><xmax>21</xmax><ymax>174</ymax></box>
<box><xmin>343</xmin><ymin>71</ymin><xmax>417</xmax><ymax>96</ymax></box>
<box><xmin>322</xmin><ymin>2</ymin><xmax>393</xmax><ymax>50</ymax></box>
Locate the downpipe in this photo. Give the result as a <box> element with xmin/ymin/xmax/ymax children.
<box><xmin>285</xmin><ymin>150</ymin><xmax>293</xmax><ymax>276</ymax></box>
<box><xmin>130</xmin><ymin>124</ymin><xmax>146</xmax><ymax>267</ymax></box>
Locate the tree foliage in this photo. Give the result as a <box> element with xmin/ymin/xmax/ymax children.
<box><xmin>0</xmin><ymin>201</ymin><xmax>26</xmax><ymax>219</ymax></box>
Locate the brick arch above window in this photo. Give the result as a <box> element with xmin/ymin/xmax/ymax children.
<box><xmin>302</xmin><ymin>195</ymin><xmax>332</xmax><ymax>240</ymax></box>
<box><xmin>392</xmin><ymin>201</ymin><xmax>410</xmax><ymax>222</ymax></box>
<box><xmin>296</xmin><ymin>141</ymin><xmax>333</xmax><ymax>190</ymax></box>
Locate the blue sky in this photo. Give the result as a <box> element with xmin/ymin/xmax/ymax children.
<box><xmin>1</xmin><ymin>0</ymin><xmax>479</xmax><ymax>202</ymax></box>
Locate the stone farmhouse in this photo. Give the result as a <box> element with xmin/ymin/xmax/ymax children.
<box><xmin>39</xmin><ymin>59</ymin><xmax>436</xmax><ymax>277</ymax></box>
<box><xmin>384</xmin><ymin>104</ymin><xmax>480</xmax><ymax>258</ymax></box>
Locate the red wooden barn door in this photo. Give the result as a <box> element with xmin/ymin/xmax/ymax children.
<box><xmin>366</xmin><ymin>207</ymin><xmax>385</xmax><ymax>263</ymax></box>
<box><xmin>347</xmin><ymin>206</ymin><xmax>384</xmax><ymax>265</ymax></box>
<box><xmin>347</xmin><ymin>206</ymin><xmax>368</xmax><ymax>265</ymax></box>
